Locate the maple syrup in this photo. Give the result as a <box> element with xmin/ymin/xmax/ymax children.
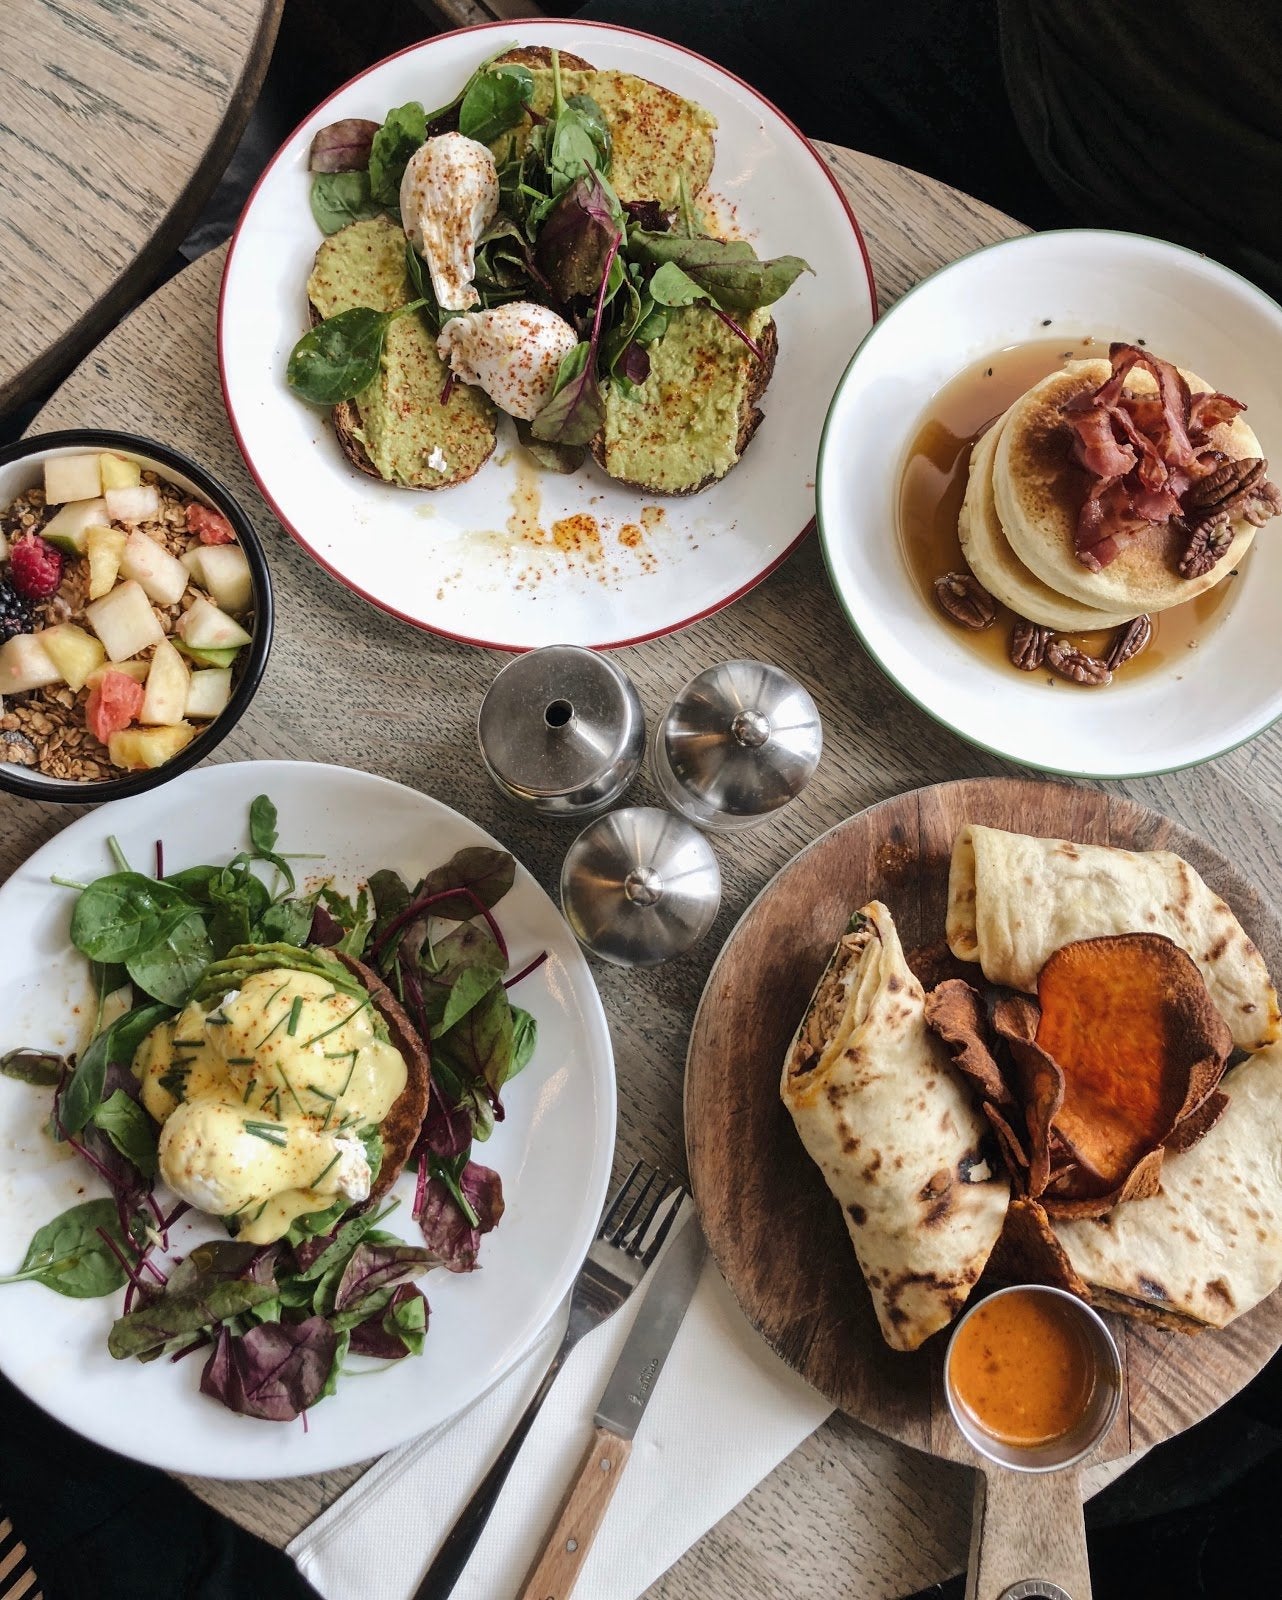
<box><xmin>896</xmin><ymin>340</ymin><xmax>1242</xmax><ymax>686</ymax></box>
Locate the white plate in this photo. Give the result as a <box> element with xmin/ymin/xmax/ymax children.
<box><xmin>817</xmin><ymin>229</ymin><xmax>1282</xmax><ymax>777</ymax></box>
<box><xmin>0</xmin><ymin>761</ymin><xmax>615</xmax><ymax>1478</ymax></box>
<box><xmin>219</xmin><ymin>20</ymin><xmax>875</xmax><ymax>651</ymax></box>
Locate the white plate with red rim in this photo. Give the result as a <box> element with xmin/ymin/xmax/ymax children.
<box><xmin>0</xmin><ymin>760</ymin><xmax>615</xmax><ymax>1478</ymax></box>
<box><xmin>218</xmin><ymin>19</ymin><xmax>875</xmax><ymax>651</ymax></box>
<box><xmin>817</xmin><ymin>228</ymin><xmax>1282</xmax><ymax>777</ymax></box>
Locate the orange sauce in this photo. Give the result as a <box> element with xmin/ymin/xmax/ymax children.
<box><xmin>896</xmin><ymin>340</ymin><xmax>1243</xmax><ymax>686</ymax></box>
<box><xmin>949</xmin><ymin>1289</ymin><xmax>1097</xmax><ymax>1447</ymax></box>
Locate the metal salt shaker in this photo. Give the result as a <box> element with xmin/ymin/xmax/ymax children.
<box><xmin>560</xmin><ymin>806</ymin><xmax>722</xmax><ymax>966</ymax></box>
<box><xmin>650</xmin><ymin>660</ymin><xmax>823</xmax><ymax>832</ymax></box>
<box><xmin>477</xmin><ymin>644</ymin><xmax>644</xmax><ymax>820</ymax></box>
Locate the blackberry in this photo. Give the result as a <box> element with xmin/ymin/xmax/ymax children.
<box><xmin>0</xmin><ymin>578</ymin><xmax>33</xmax><ymax>642</ymax></box>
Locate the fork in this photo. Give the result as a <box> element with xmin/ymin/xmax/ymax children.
<box><xmin>411</xmin><ymin>1161</ymin><xmax>687</xmax><ymax>1600</ymax></box>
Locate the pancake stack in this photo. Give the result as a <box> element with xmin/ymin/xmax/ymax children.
<box><xmin>957</xmin><ymin>353</ymin><xmax>1272</xmax><ymax>632</ymax></box>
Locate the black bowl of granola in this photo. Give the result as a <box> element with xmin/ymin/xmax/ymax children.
<box><xmin>0</xmin><ymin>431</ymin><xmax>273</xmax><ymax>802</ymax></box>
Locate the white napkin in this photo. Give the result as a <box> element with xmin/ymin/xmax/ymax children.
<box><xmin>289</xmin><ymin>1249</ymin><xmax>833</xmax><ymax>1600</ymax></box>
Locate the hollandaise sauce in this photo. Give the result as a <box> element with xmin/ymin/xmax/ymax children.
<box><xmin>132</xmin><ymin>966</ymin><xmax>407</xmax><ymax>1244</ymax></box>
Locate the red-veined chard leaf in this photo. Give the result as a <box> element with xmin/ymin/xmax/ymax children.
<box><xmin>200</xmin><ymin>1317</ymin><xmax>338</xmax><ymax>1421</ymax></box>
<box><xmin>348</xmin><ymin>1283</ymin><xmax>429</xmax><ymax>1358</ymax></box>
<box><xmin>416</xmin><ymin>1160</ymin><xmax>504</xmax><ymax>1272</ymax></box>
<box><xmin>629</xmin><ymin>232</ymin><xmax>812</xmax><ymax>313</ymax></box>
<box><xmin>309</xmin><ymin>118</ymin><xmax>380</xmax><ymax>173</ymax></box>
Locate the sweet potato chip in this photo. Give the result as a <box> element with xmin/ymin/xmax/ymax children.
<box><xmin>993</xmin><ymin>995</ymin><xmax>1063</xmax><ymax>1199</ymax></box>
<box><xmin>924</xmin><ymin>979</ymin><xmax>1013</xmax><ymax>1106</ymax></box>
<box><xmin>1034</xmin><ymin>933</ymin><xmax>1231</xmax><ymax>1194</ymax></box>
<box><xmin>985</xmin><ymin>1197</ymin><xmax>1089</xmax><ymax>1299</ymax></box>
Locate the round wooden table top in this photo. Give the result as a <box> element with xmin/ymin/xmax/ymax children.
<box><xmin>0</xmin><ymin>0</ymin><xmax>283</xmax><ymax>412</ymax></box>
<box><xmin>11</xmin><ymin>143</ymin><xmax>1282</xmax><ymax>1599</ymax></box>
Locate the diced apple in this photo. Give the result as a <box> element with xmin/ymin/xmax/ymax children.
<box><xmin>0</xmin><ymin>634</ymin><xmax>62</xmax><ymax>695</ymax></box>
<box><xmin>99</xmin><ymin>454</ymin><xmax>141</xmax><ymax>491</ymax></box>
<box><xmin>86</xmin><ymin>658</ymin><xmax>149</xmax><ymax>687</ymax></box>
<box><xmin>84</xmin><ymin>580</ymin><xmax>165</xmax><ymax>662</ymax></box>
<box><xmin>41</xmin><ymin>497</ymin><xmax>110</xmax><ymax>556</ymax></box>
<box><xmin>108</xmin><ymin>722</ymin><xmax>196</xmax><ymax>771</ymax></box>
<box><xmin>86</xmin><ymin>525</ymin><xmax>128</xmax><ymax>600</ymax></box>
<box><xmin>196</xmin><ymin>544</ymin><xmax>252</xmax><ymax>615</ymax></box>
<box><xmin>177</xmin><ymin>596</ymin><xmax>253</xmax><ymax>651</ymax></box>
<box><xmin>140</xmin><ymin>639</ymin><xmax>189</xmax><ymax>726</ymax></box>
<box><xmin>39</xmin><ymin>624</ymin><xmax>105</xmax><ymax>693</ymax></box>
<box><xmin>176</xmin><ymin>641</ymin><xmax>240</xmax><ymax>668</ymax></box>
<box><xmin>43</xmin><ymin>454</ymin><xmax>103</xmax><ymax>505</ymax></box>
<box><xmin>104</xmin><ymin>484</ymin><xmax>161</xmax><ymax>524</ymax></box>
<box><xmin>121</xmin><ymin>529</ymin><xmax>188</xmax><ymax>606</ymax></box>
<box><xmin>180</xmin><ymin>549</ymin><xmax>207</xmax><ymax>587</ymax></box>
<box><xmin>185</xmin><ymin>668</ymin><xmax>232</xmax><ymax>720</ymax></box>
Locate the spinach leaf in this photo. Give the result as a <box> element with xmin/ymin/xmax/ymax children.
<box><xmin>310</xmin><ymin>171</ymin><xmax>383</xmax><ymax>235</ymax></box>
<box><xmin>70</xmin><ymin>873</ymin><xmax>198</xmax><ymax>963</ymax></box>
<box><xmin>647</xmin><ymin>259</ymin><xmax>706</xmax><ymax>308</ymax></box>
<box><xmin>436</xmin><ymin>984</ymin><xmax>515</xmax><ymax>1097</ymax></box>
<box><xmin>108</xmin><ymin>1277</ymin><xmax>278</xmax><ymax>1360</ymax></box>
<box><xmin>255</xmin><ymin>897</ymin><xmax>316</xmax><ymax>947</ymax></box>
<box><xmin>458</xmin><ymin>64</ymin><xmax>533</xmax><ymax>145</ymax></box>
<box><xmin>0</xmin><ymin>1048</ymin><xmax>64</xmax><ymax>1087</ymax></box>
<box><xmin>286</xmin><ymin>300</ymin><xmax>427</xmax><ymax>407</ymax></box>
<box><xmin>91</xmin><ymin>1090</ymin><xmax>157</xmax><ymax>1178</ymax></box>
<box><xmin>368</xmin><ymin>101</ymin><xmax>427</xmax><ymax>208</ymax></box>
<box><xmin>61</xmin><ymin>1001</ymin><xmax>174</xmax><ymax>1136</ymax></box>
<box><xmin>125</xmin><ymin>909</ymin><xmax>213</xmax><ymax>1006</ymax></box>
<box><xmin>0</xmin><ymin>1199</ymin><xmax>131</xmax><ymax>1298</ymax></box>
<box><xmin>199</xmin><ymin>1317</ymin><xmax>338</xmax><ymax>1421</ymax></box>
<box><xmin>309</xmin><ymin>118</ymin><xmax>380</xmax><ymax>174</ymax></box>
<box><xmin>420</xmin><ymin>922</ymin><xmax>506</xmax><ymax>1038</ymax></box>
<box><xmin>509</xmin><ymin>1006</ymin><xmax>538</xmax><ymax>1078</ymax></box>
<box><xmin>530</xmin><ymin>341</ymin><xmax>604</xmax><ymax>447</ymax></box>
<box><xmin>248</xmin><ymin>795</ymin><xmax>279</xmax><ymax>855</ymax></box>
<box><xmin>628</xmin><ymin>233</ymin><xmax>812</xmax><ymax>313</ymax></box>
<box><xmin>348</xmin><ymin>1283</ymin><xmax>428</xmax><ymax>1358</ymax></box>
<box><xmin>166</xmin><ymin>1240</ymin><xmax>276</xmax><ymax>1295</ymax></box>
<box><xmin>513</xmin><ymin>419</ymin><xmax>585</xmax><ymax>474</ymax></box>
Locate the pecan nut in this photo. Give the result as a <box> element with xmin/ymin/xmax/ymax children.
<box><xmin>1179</xmin><ymin>514</ymin><xmax>1235</xmax><ymax>579</ymax></box>
<box><xmin>1045</xmin><ymin>638</ymin><xmax>1113</xmax><ymax>686</ymax></box>
<box><xmin>1010</xmin><ymin>619</ymin><xmax>1052</xmax><ymax>671</ymax></box>
<box><xmin>1184</xmin><ymin>456</ymin><xmax>1266</xmax><ymax>511</ymax></box>
<box><xmin>1105</xmin><ymin>614</ymin><xmax>1152</xmax><ymax>671</ymax></box>
<box><xmin>934</xmin><ymin>571</ymin><xmax>997</xmax><ymax>630</ymax></box>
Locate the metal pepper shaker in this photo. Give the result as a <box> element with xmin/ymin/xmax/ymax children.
<box><xmin>477</xmin><ymin>644</ymin><xmax>645</xmax><ymax>820</ymax></box>
<box><xmin>650</xmin><ymin>660</ymin><xmax>823</xmax><ymax>833</ymax></box>
<box><xmin>560</xmin><ymin>806</ymin><xmax>721</xmax><ymax>966</ymax></box>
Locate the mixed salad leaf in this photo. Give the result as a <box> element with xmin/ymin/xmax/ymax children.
<box><xmin>0</xmin><ymin>795</ymin><xmax>543</xmax><ymax>1422</ymax></box>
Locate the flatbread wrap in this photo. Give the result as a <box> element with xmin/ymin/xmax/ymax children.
<box><xmin>946</xmin><ymin>824</ymin><xmax>1281</xmax><ymax>1052</ymax></box>
<box><xmin>1053</xmin><ymin>1043</ymin><xmax>1282</xmax><ymax>1330</ymax></box>
<box><xmin>780</xmin><ymin>901</ymin><xmax>1010</xmax><ymax>1351</ymax></box>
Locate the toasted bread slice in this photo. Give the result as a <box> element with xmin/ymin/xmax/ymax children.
<box><xmin>591</xmin><ymin>310</ymin><xmax>777</xmax><ymax>494</ymax></box>
<box><xmin>306</xmin><ymin>215</ymin><xmax>497</xmax><ymax>489</ymax></box>
<box><xmin>334</xmin><ymin>952</ymin><xmax>431</xmax><ymax>1201</ymax></box>
<box><xmin>491</xmin><ymin>47</ymin><xmax>716</xmax><ymax>208</ymax></box>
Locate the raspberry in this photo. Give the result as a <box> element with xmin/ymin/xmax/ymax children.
<box><xmin>8</xmin><ymin>533</ymin><xmax>64</xmax><ymax>599</ymax></box>
<box><xmin>0</xmin><ymin>579</ymin><xmax>32</xmax><ymax>641</ymax></box>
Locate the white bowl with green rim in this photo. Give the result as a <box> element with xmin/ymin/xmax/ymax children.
<box><xmin>815</xmin><ymin>228</ymin><xmax>1282</xmax><ymax>777</ymax></box>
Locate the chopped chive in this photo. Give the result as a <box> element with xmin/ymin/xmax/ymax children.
<box><xmin>278</xmin><ymin>1066</ymin><xmax>307</xmax><ymax>1117</ymax></box>
<box><xmin>226</xmin><ymin>1057</ymin><xmax>257</xmax><ymax>1066</ymax></box>
<box><xmin>251</xmin><ymin>1201</ymin><xmax>269</xmax><ymax>1221</ymax></box>
<box><xmin>254</xmin><ymin>1011</ymin><xmax>291</xmax><ymax>1051</ymax></box>
<box><xmin>241</xmin><ymin>1077</ymin><xmax>258</xmax><ymax>1105</ymax></box>
<box><xmin>287</xmin><ymin>996</ymin><xmax>304</xmax><ymax>1037</ymax></box>
<box><xmin>311</xmin><ymin>1151</ymin><xmax>342</xmax><ymax>1189</ymax></box>
<box><xmin>339</xmin><ymin>1051</ymin><xmax>358</xmax><ymax>1099</ymax></box>
<box><xmin>172</xmin><ymin>1039</ymin><xmax>206</xmax><ymax>1048</ymax></box>
<box><xmin>243</xmin><ymin>1119</ymin><xmax>288</xmax><ymax>1147</ymax></box>
<box><xmin>265</xmin><ymin>1087</ymin><xmax>282</xmax><ymax>1119</ymax></box>
<box><xmin>265</xmin><ymin>981</ymin><xmax>291</xmax><ymax>1008</ymax></box>
<box><xmin>308</xmin><ymin>1085</ymin><xmax>336</xmax><ymax>1102</ymax></box>
<box><xmin>206</xmin><ymin>1015</ymin><xmax>230</xmax><ymax>1026</ymax></box>
<box><xmin>300</xmin><ymin>998</ymin><xmax>372</xmax><ymax>1049</ymax></box>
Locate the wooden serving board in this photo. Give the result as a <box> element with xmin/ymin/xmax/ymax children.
<box><xmin>685</xmin><ymin>777</ymin><xmax>1282</xmax><ymax>1600</ymax></box>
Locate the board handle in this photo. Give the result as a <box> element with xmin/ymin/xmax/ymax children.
<box><xmin>517</xmin><ymin>1426</ymin><xmax>632</xmax><ymax>1600</ymax></box>
<box><xmin>966</xmin><ymin>1465</ymin><xmax>1091</xmax><ymax>1600</ymax></box>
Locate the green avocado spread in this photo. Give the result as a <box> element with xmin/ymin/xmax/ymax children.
<box><xmin>305</xmin><ymin>215</ymin><xmax>495</xmax><ymax>487</ymax></box>
<box><xmin>599</xmin><ymin>305</ymin><xmax>772</xmax><ymax>492</ymax></box>
<box><xmin>497</xmin><ymin>69</ymin><xmax>717</xmax><ymax>209</ymax></box>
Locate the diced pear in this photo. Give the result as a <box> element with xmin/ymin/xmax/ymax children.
<box><xmin>121</xmin><ymin>528</ymin><xmax>188</xmax><ymax>606</ymax></box>
<box><xmin>104</xmin><ymin>484</ymin><xmax>161</xmax><ymax>525</ymax></box>
<box><xmin>185</xmin><ymin>668</ymin><xmax>232</xmax><ymax>720</ymax></box>
<box><xmin>180</xmin><ymin>549</ymin><xmax>208</xmax><ymax>587</ymax></box>
<box><xmin>84</xmin><ymin>580</ymin><xmax>165</xmax><ymax>662</ymax></box>
<box><xmin>99</xmin><ymin>453</ymin><xmax>141</xmax><ymax>491</ymax></box>
<box><xmin>176</xmin><ymin>641</ymin><xmax>240</xmax><ymax>668</ymax></box>
<box><xmin>108</xmin><ymin>722</ymin><xmax>196</xmax><ymax>771</ymax></box>
<box><xmin>41</xmin><ymin>497</ymin><xmax>109</xmax><ymax>556</ymax></box>
<box><xmin>86</xmin><ymin>525</ymin><xmax>128</xmax><ymax>600</ymax></box>
<box><xmin>196</xmin><ymin>544</ymin><xmax>252</xmax><ymax>615</ymax></box>
<box><xmin>177</xmin><ymin>596</ymin><xmax>253</xmax><ymax>651</ymax></box>
<box><xmin>140</xmin><ymin>639</ymin><xmax>189</xmax><ymax>727</ymax></box>
<box><xmin>0</xmin><ymin>634</ymin><xmax>62</xmax><ymax>695</ymax></box>
<box><xmin>43</xmin><ymin>454</ymin><xmax>103</xmax><ymax>505</ymax></box>
<box><xmin>39</xmin><ymin>624</ymin><xmax>106</xmax><ymax>693</ymax></box>
<box><xmin>86</xmin><ymin>658</ymin><xmax>149</xmax><ymax>687</ymax></box>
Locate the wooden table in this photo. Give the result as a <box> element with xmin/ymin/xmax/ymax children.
<box><xmin>9</xmin><ymin>144</ymin><xmax>1282</xmax><ymax>1598</ymax></box>
<box><xmin>0</xmin><ymin>0</ymin><xmax>283</xmax><ymax>413</ymax></box>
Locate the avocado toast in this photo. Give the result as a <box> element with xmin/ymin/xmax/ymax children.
<box><xmin>291</xmin><ymin>45</ymin><xmax>808</xmax><ymax>496</ymax></box>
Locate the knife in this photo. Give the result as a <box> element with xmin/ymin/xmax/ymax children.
<box><xmin>517</xmin><ymin>1208</ymin><xmax>708</xmax><ymax>1600</ymax></box>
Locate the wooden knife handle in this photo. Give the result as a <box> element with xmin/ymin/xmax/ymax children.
<box><xmin>517</xmin><ymin>1426</ymin><xmax>632</xmax><ymax>1600</ymax></box>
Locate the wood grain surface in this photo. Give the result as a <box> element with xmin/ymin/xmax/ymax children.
<box><xmin>0</xmin><ymin>0</ymin><xmax>283</xmax><ymax>411</ymax></box>
<box><xmin>517</xmin><ymin>1426</ymin><xmax>633</xmax><ymax>1600</ymax></box>
<box><xmin>10</xmin><ymin>147</ymin><xmax>1282</xmax><ymax>1598</ymax></box>
<box><xmin>686</xmin><ymin>776</ymin><xmax>1282</xmax><ymax>1596</ymax></box>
